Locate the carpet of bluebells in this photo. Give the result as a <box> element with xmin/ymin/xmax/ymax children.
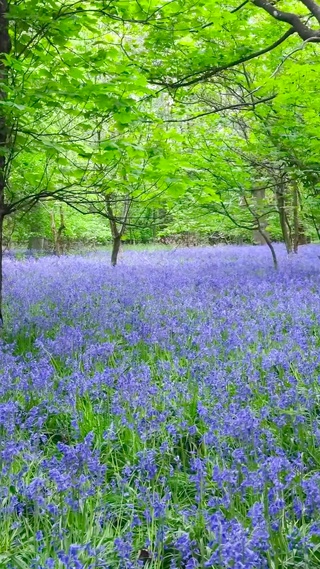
<box><xmin>2</xmin><ymin>245</ymin><xmax>320</xmax><ymax>569</ymax></box>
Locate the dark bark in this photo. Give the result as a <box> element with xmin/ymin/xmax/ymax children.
<box><xmin>106</xmin><ymin>197</ymin><xmax>121</xmax><ymax>266</ymax></box>
<box><xmin>253</xmin><ymin>0</ymin><xmax>320</xmax><ymax>41</ymax></box>
<box><xmin>299</xmin><ymin>0</ymin><xmax>320</xmax><ymax>24</ymax></box>
<box><xmin>258</xmin><ymin>225</ymin><xmax>278</xmax><ymax>270</ymax></box>
<box><xmin>105</xmin><ymin>194</ymin><xmax>131</xmax><ymax>266</ymax></box>
<box><xmin>111</xmin><ymin>235</ymin><xmax>121</xmax><ymax>267</ymax></box>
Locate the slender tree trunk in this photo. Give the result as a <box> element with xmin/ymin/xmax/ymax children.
<box><xmin>50</xmin><ymin>210</ymin><xmax>57</xmax><ymax>253</ymax></box>
<box><xmin>258</xmin><ymin>226</ymin><xmax>278</xmax><ymax>270</ymax></box>
<box><xmin>51</xmin><ymin>206</ymin><xmax>65</xmax><ymax>255</ymax></box>
<box><xmin>255</xmin><ymin>207</ymin><xmax>278</xmax><ymax>270</ymax></box>
<box><xmin>129</xmin><ymin>214</ymin><xmax>134</xmax><ymax>245</ymax></box>
<box><xmin>241</xmin><ymin>193</ymin><xmax>278</xmax><ymax>269</ymax></box>
<box><xmin>298</xmin><ymin>222</ymin><xmax>308</xmax><ymax>245</ymax></box>
<box><xmin>0</xmin><ymin>0</ymin><xmax>11</xmax><ymax>325</ymax></box>
<box><xmin>56</xmin><ymin>223</ymin><xmax>65</xmax><ymax>255</ymax></box>
<box><xmin>2</xmin><ymin>216</ymin><xmax>14</xmax><ymax>251</ymax></box>
<box><xmin>293</xmin><ymin>182</ymin><xmax>299</xmax><ymax>253</ymax></box>
<box><xmin>252</xmin><ymin>188</ymin><xmax>269</xmax><ymax>245</ymax></box>
<box><xmin>308</xmin><ymin>213</ymin><xmax>320</xmax><ymax>241</ymax></box>
<box><xmin>285</xmin><ymin>209</ymin><xmax>293</xmax><ymax>250</ymax></box>
<box><xmin>111</xmin><ymin>234</ymin><xmax>121</xmax><ymax>266</ymax></box>
<box><xmin>105</xmin><ymin>194</ymin><xmax>131</xmax><ymax>266</ymax></box>
<box><xmin>276</xmin><ymin>185</ymin><xmax>292</xmax><ymax>253</ymax></box>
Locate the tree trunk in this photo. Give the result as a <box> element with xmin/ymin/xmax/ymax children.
<box><xmin>308</xmin><ymin>213</ymin><xmax>320</xmax><ymax>241</ymax></box>
<box><xmin>252</xmin><ymin>188</ymin><xmax>269</xmax><ymax>245</ymax></box>
<box><xmin>253</xmin><ymin>228</ymin><xmax>267</xmax><ymax>245</ymax></box>
<box><xmin>51</xmin><ymin>206</ymin><xmax>66</xmax><ymax>255</ymax></box>
<box><xmin>129</xmin><ymin>217</ymin><xmax>135</xmax><ymax>245</ymax></box>
<box><xmin>0</xmin><ymin>0</ymin><xmax>11</xmax><ymax>326</ymax></box>
<box><xmin>28</xmin><ymin>236</ymin><xmax>44</xmax><ymax>252</ymax></box>
<box><xmin>293</xmin><ymin>182</ymin><xmax>299</xmax><ymax>253</ymax></box>
<box><xmin>298</xmin><ymin>222</ymin><xmax>308</xmax><ymax>245</ymax></box>
<box><xmin>3</xmin><ymin>216</ymin><xmax>14</xmax><ymax>251</ymax></box>
<box><xmin>276</xmin><ymin>185</ymin><xmax>292</xmax><ymax>253</ymax></box>
<box><xmin>258</xmin><ymin>226</ymin><xmax>278</xmax><ymax>270</ymax></box>
<box><xmin>105</xmin><ymin>194</ymin><xmax>131</xmax><ymax>266</ymax></box>
<box><xmin>111</xmin><ymin>235</ymin><xmax>121</xmax><ymax>266</ymax></box>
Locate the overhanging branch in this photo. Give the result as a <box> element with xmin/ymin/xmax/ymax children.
<box><xmin>253</xmin><ymin>0</ymin><xmax>320</xmax><ymax>40</ymax></box>
<box><xmin>150</xmin><ymin>29</ymin><xmax>295</xmax><ymax>88</ymax></box>
<box><xmin>299</xmin><ymin>0</ymin><xmax>320</xmax><ymax>24</ymax></box>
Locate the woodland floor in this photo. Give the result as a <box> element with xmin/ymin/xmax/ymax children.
<box><xmin>1</xmin><ymin>245</ymin><xmax>320</xmax><ymax>568</ymax></box>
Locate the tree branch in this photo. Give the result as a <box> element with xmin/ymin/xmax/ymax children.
<box><xmin>299</xmin><ymin>0</ymin><xmax>320</xmax><ymax>24</ymax></box>
<box><xmin>157</xmin><ymin>95</ymin><xmax>276</xmax><ymax>123</ymax></box>
<box><xmin>252</xmin><ymin>0</ymin><xmax>320</xmax><ymax>40</ymax></box>
<box><xmin>231</xmin><ymin>0</ymin><xmax>249</xmax><ymax>13</ymax></box>
<box><xmin>151</xmin><ymin>29</ymin><xmax>295</xmax><ymax>87</ymax></box>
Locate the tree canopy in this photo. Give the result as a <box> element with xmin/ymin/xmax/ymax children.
<box><xmin>0</xmin><ymin>0</ymin><xmax>320</xmax><ymax>317</ymax></box>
